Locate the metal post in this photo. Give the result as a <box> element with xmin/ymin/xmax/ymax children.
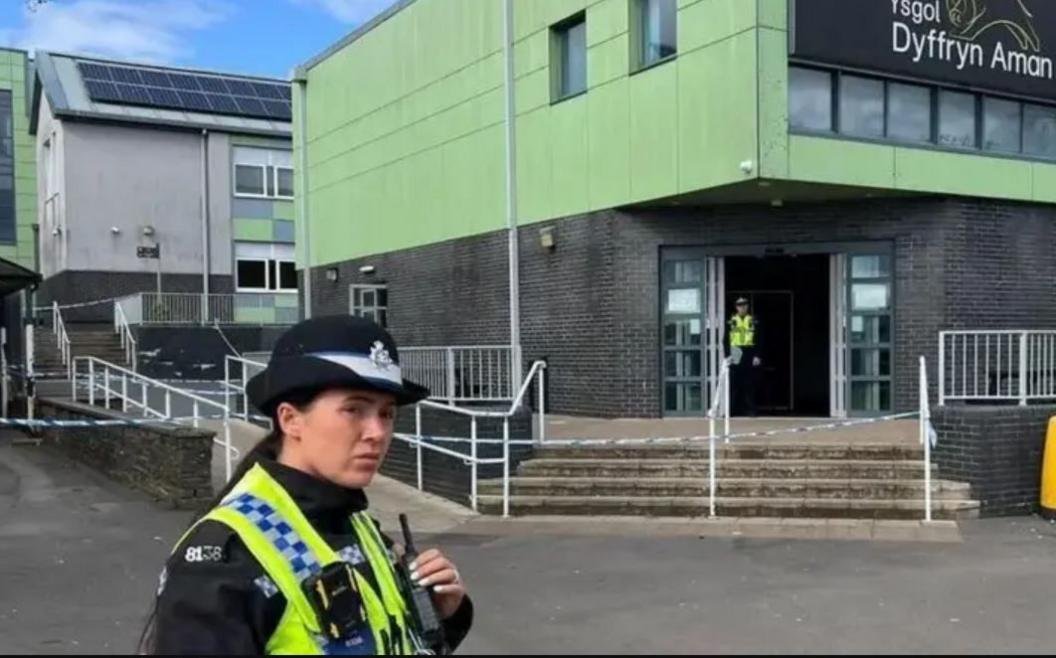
<box><xmin>708</xmin><ymin>412</ymin><xmax>716</xmax><ymax>518</ymax></box>
<box><xmin>446</xmin><ymin>347</ymin><xmax>456</xmax><ymax>404</ymax></box>
<box><xmin>415</xmin><ymin>404</ymin><xmax>423</xmax><ymax>491</ymax></box>
<box><xmin>723</xmin><ymin>360</ymin><xmax>731</xmax><ymax>442</ymax></box>
<box><xmin>938</xmin><ymin>334</ymin><xmax>945</xmax><ymax>406</ymax></box>
<box><xmin>223</xmin><ymin>416</ymin><xmax>233</xmax><ymax>483</ymax></box>
<box><xmin>502</xmin><ymin>0</ymin><xmax>523</xmax><ymax>389</ymax></box>
<box><xmin>295</xmin><ymin>75</ymin><xmax>313</xmax><ymax>319</ymax></box>
<box><xmin>1</xmin><ymin>327</ymin><xmax>7</xmax><ymax>417</ymax></box>
<box><xmin>70</xmin><ymin>358</ymin><xmax>77</xmax><ymax>401</ymax></box>
<box><xmin>470</xmin><ymin>417</ymin><xmax>478</xmax><ymax>512</ymax></box>
<box><xmin>104</xmin><ymin>368</ymin><xmax>110</xmax><ymax>409</ymax></box>
<box><xmin>224</xmin><ymin>358</ymin><xmax>231</xmax><ymax>419</ymax></box>
<box><xmin>1020</xmin><ymin>331</ymin><xmax>1029</xmax><ymax>406</ymax></box>
<box><xmin>88</xmin><ymin>358</ymin><xmax>95</xmax><ymax>406</ymax></box>
<box><xmin>165</xmin><ymin>390</ymin><xmax>171</xmax><ymax>418</ymax></box>
<box><xmin>122</xmin><ymin>373</ymin><xmax>128</xmax><ymax>413</ymax></box>
<box><xmin>141</xmin><ymin>380</ymin><xmax>148</xmax><ymax>417</ymax></box>
<box><xmin>193</xmin><ymin>400</ymin><xmax>200</xmax><ymax>428</ymax></box>
<box><xmin>25</xmin><ymin>323</ymin><xmax>34</xmax><ymax>420</ymax></box>
<box><xmin>921</xmin><ymin>356</ymin><xmax>932</xmax><ymax>523</ymax></box>
<box><xmin>503</xmin><ymin>418</ymin><xmax>510</xmax><ymax>519</ymax></box>
<box><xmin>242</xmin><ymin>361</ymin><xmax>250</xmax><ymax>421</ymax></box>
<box><xmin>538</xmin><ymin>362</ymin><xmax>546</xmax><ymax>443</ymax></box>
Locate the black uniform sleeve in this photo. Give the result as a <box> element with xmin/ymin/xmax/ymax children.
<box><xmin>152</xmin><ymin>520</ymin><xmax>286</xmax><ymax>656</ymax></box>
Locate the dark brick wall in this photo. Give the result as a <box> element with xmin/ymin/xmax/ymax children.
<box><xmin>310</xmin><ymin>197</ymin><xmax>1056</xmax><ymax>418</ymax></box>
<box><xmin>38</xmin><ymin>271</ymin><xmax>234</xmax><ymax>323</ymax></box>
<box><xmin>35</xmin><ymin>397</ymin><xmax>214</xmax><ymax>509</ymax></box>
<box><xmin>134</xmin><ymin>325</ymin><xmax>286</xmax><ymax>380</ymax></box>
<box><xmin>933</xmin><ymin>404</ymin><xmax>1056</xmax><ymax>516</ymax></box>
<box><xmin>385</xmin><ymin>405</ymin><xmax>534</xmax><ymax>506</ymax></box>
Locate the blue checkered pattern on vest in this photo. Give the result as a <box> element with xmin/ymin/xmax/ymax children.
<box><xmin>226</xmin><ymin>492</ymin><xmax>322</xmax><ymax>583</ymax></box>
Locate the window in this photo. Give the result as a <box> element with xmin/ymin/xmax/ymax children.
<box><xmin>938</xmin><ymin>90</ymin><xmax>977</xmax><ymax>149</ymax></box>
<box><xmin>636</xmin><ymin>0</ymin><xmax>677</xmax><ymax>70</ymax></box>
<box><xmin>983</xmin><ymin>97</ymin><xmax>1022</xmax><ymax>153</ymax></box>
<box><xmin>1024</xmin><ymin>104</ymin><xmax>1056</xmax><ymax>158</ymax></box>
<box><xmin>0</xmin><ymin>91</ymin><xmax>13</xmax><ymax>245</ymax></box>
<box><xmin>839</xmin><ymin>75</ymin><xmax>884</xmax><ymax>138</ymax></box>
<box><xmin>233</xmin><ymin>147</ymin><xmax>294</xmax><ymax>199</ymax></box>
<box><xmin>350</xmin><ymin>285</ymin><xmax>388</xmax><ymax>327</ymax></box>
<box><xmin>552</xmin><ymin>14</ymin><xmax>587</xmax><ymax>101</ymax></box>
<box><xmin>789</xmin><ymin>67</ymin><xmax>833</xmax><ymax>132</ymax></box>
<box><xmin>887</xmin><ymin>82</ymin><xmax>931</xmax><ymax>143</ymax></box>
<box><xmin>235</xmin><ymin>242</ymin><xmax>297</xmax><ymax>292</ymax></box>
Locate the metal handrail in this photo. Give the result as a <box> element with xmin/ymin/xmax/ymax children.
<box><xmin>411</xmin><ymin>359</ymin><xmax>547</xmax><ymax>517</ymax></box>
<box><xmin>223</xmin><ymin>355</ymin><xmax>268</xmax><ymax>422</ymax></box>
<box><xmin>939</xmin><ymin>329</ymin><xmax>1056</xmax><ymax>405</ymax></box>
<box><xmin>52</xmin><ymin>302</ymin><xmax>73</xmax><ymax>381</ymax></box>
<box><xmin>73</xmin><ymin>356</ymin><xmax>238</xmax><ymax>481</ymax></box>
<box><xmin>113</xmin><ymin>301</ymin><xmax>138</xmax><ymax>371</ymax></box>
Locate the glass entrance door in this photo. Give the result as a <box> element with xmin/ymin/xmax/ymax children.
<box><xmin>662</xmin><ymin>257</ymin><xmax>723</xmax><ymax>415</ymax></box>
<box><xmin>847</xmin><ymin>253</ymin><xmax>893</xmax><ymax>415</ymax></box>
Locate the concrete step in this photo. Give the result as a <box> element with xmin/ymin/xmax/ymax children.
<box><xmin>476</xmin><ymin>495</ymin><xmax>980</xmax><ymax>520</ymax></box>
<box><xmin>532</xmin><ymin>444</ymin><xmax>925</xmax><ymax>461</ymax></box>
<box><xmin>519</xmin><ymin>458</ymin><xmax>937</xmax><ymax>480</ymax></box>
<box><xmin>477</xmin><ymin>476</ymin><xmax>972</xmax><ymax>500</ymax></box>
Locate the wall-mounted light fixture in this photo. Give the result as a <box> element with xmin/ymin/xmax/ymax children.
<box><xmin>325</xmin><ymin>267</ymin><xmax>339</xmax><ymax>282</ymax></box>
<box><xmin>142</xmin><ymin>225</ymin><xmax>155</xmax><ymax>237</ymax></box>
<box><xmin>539</xmin><ymin>227</ymin><xmax>555</xmax><ymax>251</ymax></box>
<box><xmin>358</xmin><ymin>265</ymin><xmax>376</xmax><ymax>275</ymax></box>
<box><xmin>110</xmin><ymin>226</ymin><xmax>121</xmax><ymax>235</ymax></box>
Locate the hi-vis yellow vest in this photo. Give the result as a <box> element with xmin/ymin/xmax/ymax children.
<box><xmin>729</xmin><ymin>315</ymin><xmax>756</xmax><ymax>348</ymax></box>
<box><xmin>184</xmin><ymin>464</ymin><xmax>418</xmax><ymax>655</ymax></box>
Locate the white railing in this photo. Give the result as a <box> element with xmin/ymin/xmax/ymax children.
<box><xmin>401</xmin><ymin>346</ymin><xmax>515</xmax><ymax>402</ymax></box>
<box><xmin>52</xmin><ymin>302</ymin><xmax>73</xmax><ymax>380</ymax></box>
<box><xmin>403</xmin><ymin>359</ymin><xmax>547</xmax><ymax>517</ymax></box>
<box><xmin>920</xmin><ymin>355</ymin><xmax>933</xmax><ymax>523</ymax></box>
<box><xmin>223</xmin><ymin>355</ymin><xmax>269</xmax><ymax>423</ymax></box>
<box><xmin>113</xmin><ymin>301</ymin><xmax>138</xmax><ymax>371</ymax></box>
<box><xmin>939</xmin><ymin>330</ymin><xmax>1056</xmax><ymax>405</ymax></box>
<box><xmin>114</xmin><ymin>292</ymin><xmax>294</xmax><ymax>326</ymax></box>
<box><xmin>707</xmin><ymin>358</ymin><xmax>731</xmax><ymax>518</ymax></box>
<box><xmin>72</xmin><ymin>356</ymin><xmax>239</xmax><ymax>482</ymax></box>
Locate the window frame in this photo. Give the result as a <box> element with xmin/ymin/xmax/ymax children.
<box><xmin>350</xmin><ymin>284</ymin><xmax>389</xmax><ymax>328</ymax></box>
<box><xmin>550</xmin><ymin>12</ymin><xmax>588</xmax><ymax>104</ymax></box>
<box><xmin>632</xmin><ymin>0</ymin><xmax>678</xmax><ymax>74</ymax></box>
<box><xmin>234</xmin><ymin>242</ymin><xmax>297</xmax><ymax>293</ymax></box>
<box><xmin>232</xmin><ymin>147</ymin><xmax>294</xmax><ymax>200</ymax></box>
<box><xmin>788</xmin><ymin>64</ymin><xmax>1056</xmax><ymax>164</ymax></box>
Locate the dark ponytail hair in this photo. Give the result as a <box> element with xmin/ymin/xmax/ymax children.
<box><xmin>137</xmin><ymin>388</ymin><xmax>322</xmax><ymax>654</ymax></box>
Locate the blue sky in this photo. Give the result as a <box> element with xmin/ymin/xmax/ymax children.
<box><xmin>0</xmin><ymin>0</ymin><xmax>399</xmax><ymax>78</ymax></box>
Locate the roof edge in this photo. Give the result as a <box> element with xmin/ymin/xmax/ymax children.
<box><xmin>299</xmin><ymin>0</ymin><xmax>418</xmax><ymax>73</ymax></box>
<box><xmin>42</xmin><ymin>50</ymin><xmax>291</xmax><ymax>84</ymax></box>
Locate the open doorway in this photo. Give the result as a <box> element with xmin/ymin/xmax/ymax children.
<box><xmin>725</xmin><ymin>254</ymin><xmax>830</xmax><ymax>416</ymax></box>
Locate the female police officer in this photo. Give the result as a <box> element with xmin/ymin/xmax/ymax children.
<box><xmin>140</xmin><ymin>315</ymin><xmax>473</xmax><ymax>655</ymax></box>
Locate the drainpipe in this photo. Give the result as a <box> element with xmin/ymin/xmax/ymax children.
<box><xmin>503</xmin><ymin>0</ymin><xmax>522</xmax><ymax>387</ymax></box>
<box><xmin>294</xmin><ymin>71</ymin><xmax>312</xmax><ymax>319</ymax></box>
<box><xmin>200</xmin><ymin>129</ymin><xmax>211</xmax><ymax>324</ymax></box>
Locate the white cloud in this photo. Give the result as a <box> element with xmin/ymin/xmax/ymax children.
<box><xmin>293</xmin><ymin>0</ymin><xmax>396</xmax><ymax>24</ymax></box>
<box><xmin>9</xmin><ymin>0</ymin><xmax>230</xmax><ymax>64</ymax></box>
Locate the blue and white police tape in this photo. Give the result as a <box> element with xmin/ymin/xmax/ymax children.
<box><xmin>397</xmin><ymin>411</ymin><xmax>925</xmax><ymax>448</ymax></box>
<box><xmin>0</xmin><ymin>413</ymin><xmax>271</xmax><ymax>428</ymax></box>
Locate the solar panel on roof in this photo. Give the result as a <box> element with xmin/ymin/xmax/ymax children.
<box><xmin>261</xmin><ymin>100</ymin><xmax>292</xmax><ymax>121</ymax></box>
<box><xmin>252</xmin><ymin>82</ymin><xmax>285</xmax><ymax>100</ymax></box>
<box><xmin>224</xmin><ymin>79</ymin><xmax>255</xmax><ymax>96</ymax></box>
<box><xmin>205</xmin><ymin>94</ymin><xmax>239</xmax><ymax>114</ymax></box>
<box><xmin>197</xmin><ymin>76</ymin><xmax>229</xmax><ymax>94</ymax></box>
<box><xmin>139</xmin><ymin>70</ymin><xmax>173</xmax><ymax>88</ymax></box>
<box><xmin>84</xmin><ymin>79</ymin><xmax>120</xmax><ymax>102</ymax></box>
<box><xmin>147</xmin><ymin>87</ymin><xmax>181</xmax><ymax>107</ymax></box>
<box><xmin>79</xmin><ymin>63</ymin><xmax>112</xmax><ymax>80</ymax></box>
<box><xmin>178</xmin><ymin>91</ymin><xmax>211</xmax><ymax>112</ymax></box>
<box><xmin>169</xmin><ymin>74</ymin><xmax>201</xmax><ymax>91</ymax></box>
<box><xmin>234</xmin><ymin>96</ymin><xmax>266</xmax><ymax>116</ymax></box>
<box><xmin>109</xmin><ymin>67</ymin><xmax>143</xmax><ymax>84</ymax></box>
<box><xmin>114</xmin><ymin>84</ymin><xmax>151</xmax><ymax>104</ymax></box>
<box><xmin>278</xmin><ymin>86</ymin><xmax>292</xmax><ymax>101</ymax></box>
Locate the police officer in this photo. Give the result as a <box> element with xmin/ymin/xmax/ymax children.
<box><xmin>725</xmin><ymin>297</ymin><xmax>761</xmax><ymax>417</ymax></box>
<box><xmin>140</xmin><ymin>315</ymin><xmax>473</xmax><ymax>655</ymax></box>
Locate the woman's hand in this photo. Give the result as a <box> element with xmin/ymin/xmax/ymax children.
<box><xmin>409</xmin><ymin>548</ymin><xmax>466</xmax><ymax>619</ymax></box>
